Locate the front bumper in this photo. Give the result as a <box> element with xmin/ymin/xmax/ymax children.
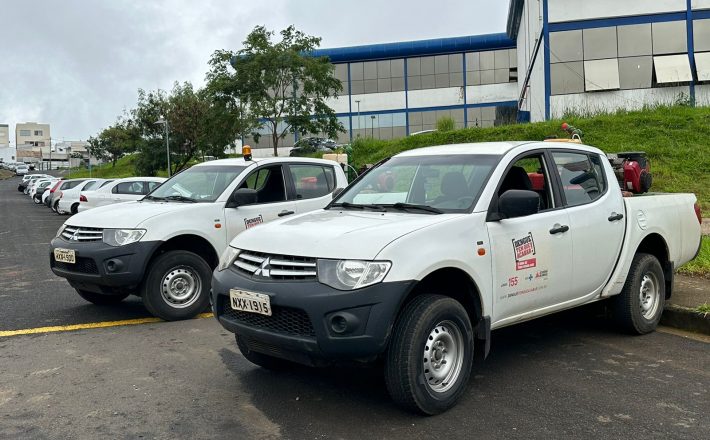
<box><xmin>212</xmin><ymin>267</ymin><xmax>416</xmax><ymax>364</ymax></box>
<box><xmin>50</xmin><ymin>236</ymin><xmax>161</xmax><ymax>294</ymax></box>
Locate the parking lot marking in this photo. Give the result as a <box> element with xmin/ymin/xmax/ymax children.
<box><xmin>0</xmin><ymin>312</ymin><xmax>214</xmax><ymax>338</ymax></box>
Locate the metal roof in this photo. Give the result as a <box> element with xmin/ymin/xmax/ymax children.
<box><xmin>310</xmin><ymin>33</ymin><xmax>516</xmax><ymax>63</ymax></box>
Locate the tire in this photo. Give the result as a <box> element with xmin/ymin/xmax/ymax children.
<box><xmin>70</xmin><ymin>203</ymin><xmax>79</xmax><ymax>215</ymax></box>
<box><xmin>141</xmin><ymin>250</ymin><xmax>212</xmax><ymax>321</ymax></box>
<box><xmin>385</xmin><ymin>294</ymin><xmax>474</xmax><ymax>415</ymax></box>
<box><xmin>33</xmin><ymin>194</ymin><xmax>42</xmax><ymax>204</ymax></box>
<box><xmin>236</xmin><ymin>335</ymin><xmax>293</xmax><ymax>370</ymax></box>
<box><xmin>76</xmin><ymin>289</ymin><xmax>130</xmax><ymax>305</ymax></box>
<box><xmin>17</xmin><ymin>186</ymin><xmax>23</xmax><ymax>192</ymax></box>
<box><xmin>612</xmin><ymin>253</ymin><xmax>665</xmax><ymax>335</ymax></box>
<box><xmin>51</xmin><ymin>200</ymin><xmax>59</xmax><ymax>212</ymax></box>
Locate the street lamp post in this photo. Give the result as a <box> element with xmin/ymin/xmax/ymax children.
<box><xmin>355</xmin><ymin>100</ymin><xmax>361</xmax><ymax>138</ymax></box>
<box><xmin>155</xmin><ymin>116</ymin><xmax>171</xmax><ymax>177</ymax></box>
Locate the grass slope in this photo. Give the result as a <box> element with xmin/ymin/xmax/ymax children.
<box><xmin>350</xmin><ymin>105</ymin><xmax>710</xmax><ymax>211</ymax></box>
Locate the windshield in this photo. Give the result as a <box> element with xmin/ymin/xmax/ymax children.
<box><xmin>331</xmin><ymin>154</ymin><xmax>500</xmax><ymax>213</ymax></box>
<box><xmin>146</xmin><ymin>165</ymin><xmax>247</xmax><ymax>202</ymax></box>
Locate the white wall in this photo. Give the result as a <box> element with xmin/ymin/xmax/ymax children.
<box><xmin>548</xmin><ymin>0</ymin><xmax>685</xmax><ymax>23</ymax></box>
<box><xmin>0</xmin><ymin>146</ymin><xmax>16</xmax><ymax>162</ymax></box>
<box><xmin>696</xmin><ymin>85</ymin><xmax>710</xmax><ymax>106</ymax></box>
<box><xmin>349</xmin><ymin>91</ymin><xmax>406</xmax><ymax>112</ymax></box>
<box><xmin>407</xmin><ymin>87</ymin><xmax>463</xmax><ymax>109</ymax></box>
<box><xmin>325</xmin><ymin>96</ymin><xmax>350</xmax><ymax>114</ymax></box>
<box><xmin>466</xmin><ymin>83</ymin><xmax>518</xmax><ymax>105</ymax></box>
<box><xmin>516</xmin><ymin>0</ymin><xmax>547</xmax><ymax>122</ymax></box>
<box><xmin>693</xmin><ymin>0</ymin><xmax>710</xmax><ymax>10</ymax></box>
<box><xmin>549</xmin><ymin>86</ymin><xmax>690</xmax><ymax>118</ymax></box>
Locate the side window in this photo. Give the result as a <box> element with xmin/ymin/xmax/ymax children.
<box><xmin>498</xmin><ymin>153</ymin><xmax>554</xmax><ymax>211</ymax></box>
<box><xmin>114</xmin><ymin>182</ymin><xmax>145</xmax><ymax>195</ymax></box>
<box><xmin>552</xmin><ymin>152</ymin><xmax>604</xmax><ymax>206</ymax></box>
<box><xmin>238</xmin><ymin>165</ymin><xmax>287</xmax><ymax>204</ymax></box>
<box><xmin>288</xmin><ymin>164</ymin><xmax>333</xmax><ymax>200</ymax></box>
<box><xmin>144</xmin><ymin>181</ymin><xmax>161</xmax><ymax>194</ymax></box>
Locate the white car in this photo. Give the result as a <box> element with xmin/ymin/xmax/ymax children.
<box><xmin>212</xmin><ymin>141</ymin><xmax>702</xmax><ymax>414</ymax></box>
<box><xmin>77</xmin><ymin>177</ymin><xmax>166</xmax><ymax>213</ymax></box>
<box><xmin>31</xmin><ymin>179</ymin><xmax>59</xmax><ymax>203</ymax></box>
<box><xmin>15</xmin><ymin>164</ymin><xmax>29</xmax><ymax>176</ymax></box>
<box><xmin>25</xmin><ymin>174</ymin><xmax>52</xmax><ymax>194</ymax></box>
<box><xmin>50</xmin><ymin>157</ymin><xmax>347</xmax><ymax>321</ymax></box>
<box><xmin>56</xmin><ymin>178</ymin><xmax>111</xmax><ymax>215</ymax></box>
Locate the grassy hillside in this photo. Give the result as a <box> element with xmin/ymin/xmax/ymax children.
<box><xmin>349</xmin><ymin>105</ymin><xmax>710</xmax><ymax>211</ymax></box>
<box><xmin>67</xmin><ymin>155</ymin><xmax>170</xmax><ymax>179</ymax></box>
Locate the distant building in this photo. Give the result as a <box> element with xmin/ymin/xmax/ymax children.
<box><xmin>16</xmin><ymin>122</ymin><xmax>50</xmax><ymax>147</ymax></box>
<box><xmin>0</xmin><ymin>124</ymin><xmax>9</xmax><ymax>146</ymax></box>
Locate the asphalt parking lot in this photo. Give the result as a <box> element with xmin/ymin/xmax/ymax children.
<box><xmin>1</xmin><ymin>175</ymin><xmax>709</xmax><ymax>439</ymax></box>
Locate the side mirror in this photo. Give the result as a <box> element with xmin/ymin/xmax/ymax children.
<box><xmin>332</xmin><ymin>187</ymin><xmax>345</xmax><ymax>199</ymax></box>
<box><xmin>227</xmin><ymin>188</ymin><xmax>257</xmax><ymax>208</ymax></box>
<box><xmin>497</xmin><ymin>190</ymin><xmax>540</xmax><ymax>220</ymax></box>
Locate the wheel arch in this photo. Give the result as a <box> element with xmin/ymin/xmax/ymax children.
<box><xmin>396</xmin><ymin>267</ymin><xmax>489</xmax><ymax>356</ymax></box>
<box><xmin>635</xmin><ymin>233</ymin><xmax>672</xmax><ymax>298</ymax></box>
<box><xmin>147</xmin><ymin>234</ymin><xmax>220</xmax><ymax>271</ymax></box>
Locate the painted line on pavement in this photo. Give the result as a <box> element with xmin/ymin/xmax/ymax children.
<box><xmin>0</xmin><ymin>312</ymin><xmax>214</xmax><ymax>338</ymax></box>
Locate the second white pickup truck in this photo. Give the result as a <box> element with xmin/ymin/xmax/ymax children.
<box><xmin>49</xmin><ymin>156</ymin><xmax>348</xmax><ymax>320</ymax></box>
<box><xmin>212</xmin><ymin>141</ymin><xmax>702</xmax><ymax>414</ymax></box>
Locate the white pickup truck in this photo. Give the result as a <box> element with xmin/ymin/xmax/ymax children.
<box><xmin>212</xmin><ymin>141</ymin><xmax>702</xmax><ymax>414</ymax></box>
<box><xmin>49</xmin><ymin>157</ymin><xmax>348</xmax><ymax>320</ymax></box>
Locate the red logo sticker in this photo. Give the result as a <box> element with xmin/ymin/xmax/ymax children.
<box><xmin>516</xmin><ymin>258</ymin><xmax>537</xmax><ymax>270</ymax></box>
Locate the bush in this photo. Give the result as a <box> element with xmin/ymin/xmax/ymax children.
<box><xmin>436</xmin><ymin>116</ymin><xmax>455</xmax><ymax>132</ymax></box>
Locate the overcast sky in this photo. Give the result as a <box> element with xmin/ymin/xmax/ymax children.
<box><xmin>0</xmin><ymin>0</ymin><xmax>508</xmax><ymax>144</ymax></box>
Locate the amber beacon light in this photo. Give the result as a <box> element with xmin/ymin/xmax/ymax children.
<box><xmin>242</xmin><ymin>145</ymin><xmax>252</xmax><ymax>161</ymax></box>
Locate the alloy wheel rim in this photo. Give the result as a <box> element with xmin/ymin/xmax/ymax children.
<box><xmin>422</xmin><ymin>320</ymin><xmax>465</xmax><ymax>393</ymax></box>
<box><xmin>160</xmin><ymin>266</ymin><xmax>201</xmax><ymax>309</ymax></box>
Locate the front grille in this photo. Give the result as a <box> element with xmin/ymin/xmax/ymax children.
<box><xmin>52</xmin><ymin>256</ymin><xmax>99</xmax><ymax>274</ymax></box>
<box><xmin>61</xmin><ymin>225</ymin><xmax>104</xmax><ymax>242</ymax></box>
<box><xmin>222</xmin><ymin>300</ymin><xmax>315</xmax><ymax>338</ymax></box>
<box><xmin>234</xmin><ymin>250</ymin><xmax>317</xmax><ymax>281</ymax></box>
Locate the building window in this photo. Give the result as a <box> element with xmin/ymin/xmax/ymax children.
<box><xmin>653</xmin><ymin>55</ymin><xmax>693</xmax><ymax>84</ymax></box>
<box><xmin>34</xmin><ymin>130</ymin><xmax>43</xmax><ymax>136</ymax></box>
<box><xmin>584</xmin><ymin>59</ymin><xmax>620</xmax><ymax>91</ymax></box>
<box><xmin>619</xmin><ymin>56</ymin><xmax>653</xmax><ymax>89</ymax></box>
<box><xmin>652</xmin><ymin>21</ymin><xmax>687</xmax><ymax>55</ymax></box>
<box><xmin>333</xmin><ymin>64</ymin><xmax>349</xmax><ymax>96</ymax></box>
<box><xmin>349</xmin><ymin>58</ymin><xmax>404</xmax><ymax>95</ymax></box>
<box><xmin>466</xmin><ymin>106</ymin><xmax>516</xmax><ymax>128</ymax></box>
<box><xmin>695</xmin><ymin>52</ymin><xmax>710</xmax><ymax>82</ymax></box>
<box><xmin>19</xmin><ymin>130</ymin><xmax>31</xmax><ymax>136</ymax></box>
<box><xmin>582</xmin><ymin>27</ymin><xmax>617</xmax><ymax>61</ymax></box>
<box><xmin>695</xmin><ymin>19</ymin><xmax>710</xmax><ymax>53</ymax></box>
<box><xmin>550</xmin><ymin>62</ymin><xmax>585</xmax><ymax>95</ymax></box>
<box><xmin>352</xmin><ymin>112</ymin><xmax>406</xmax><ymax>140</ymax></box>
<box><xmin>465</xmin><ymin>49</ymin><xmax>516</xmax><ymax>86</ymax></box>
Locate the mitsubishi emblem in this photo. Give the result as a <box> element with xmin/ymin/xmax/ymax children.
<box><xmin>254</xmin><ymin>257</ymin><xmax>271</xmax><ymax>277</ymax></box>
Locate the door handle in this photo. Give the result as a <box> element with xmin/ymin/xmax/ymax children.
<box><xmin>549</xmin><ymin>224</ymin><xmax>570</xmax><ymax>235</ymax></box>
<box><xmin>608</xmin><ymin>212</ymin><xmax>624</xmax><ymax>222</ymax></box>
<box><xmin>278</xmin><ymin>210</ymin><xmax>295</xmax><ymax>217</ymax></box>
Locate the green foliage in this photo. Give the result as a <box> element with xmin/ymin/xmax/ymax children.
<box><xmin>87</xmin><ymin>120</ymin><xmax>140</xmax><ymax>168</ymax></box>
<box><xmin>436</xmin><ymin>116</ymin><xmax>455</xmax><ymax>132</ymax></box>
<box><xmin>679</xmin><ymin>236</ymin><xmax>710</xmax><ymax>277</ymax></box>
<box><xmin>349</xmin><ymin>105</ymin><xmax>710</xmax><ymax>212</ymax></box>
<box><xmin>696</xmin><ymin>303</ymin><xmax>710</xmax><ymax>314</ymax></box>
<box><xmin>67</xmin><ymin>154</ymin><xmax>140</xmax><ymax>179</ymax></box>
<box><xmin>218</xmin><ymin>25</ymin><xmax>344</xmax><ymax>156</ymax></box>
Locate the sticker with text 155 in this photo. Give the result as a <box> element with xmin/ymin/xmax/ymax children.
<box><xmin>508</xmin><ymin>276</ymin><xmax>519</xmax><ymax>287</ymax></box>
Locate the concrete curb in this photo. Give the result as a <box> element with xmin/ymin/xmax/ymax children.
<box><xmin>661</xmin><ymin>305</ymin><xmax>710</xmax><ymax>335</ymax></box>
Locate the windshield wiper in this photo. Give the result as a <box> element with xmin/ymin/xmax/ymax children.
<box><xmin>379</xmin><ymin>203</ymin><xmax>444</xmax><ymax>214</ymax></box>
<box><xmin>143</xmin><ymin>195</ymin><xmax>166</xmax><ymax>202</ymax></box>
<box><xmin>330</xmin><ymin>202</ymin><xmax>386</xmax><ymax>212</ymax></box>
<box><xmin>164</xmin><ymin>195</ymin><xmax>197</xmax><ymax>203</ymax></box>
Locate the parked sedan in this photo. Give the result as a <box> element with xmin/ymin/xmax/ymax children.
<box><xmin>289</xmin><ymin>137</ymin><xmax>337</xmax><ymax>157</ymax></box>
<box><xmin>31</xmin><ymin>179</ymin><xmax>59</xmax><ymax>204</ymax></box>
<box><xmin>47</xmin><ymin>179</ymin><xmax>88</xmax><ymax>212</ymax></box>
<box><xmin>56</xmin><ymin>179</ymin><xmax>112</xmax><ymax>215</ymax></box>
<box><xmin>77</xmin><ymin>177</ymin><xmax>165</xmax><ymax>212</ymax></box>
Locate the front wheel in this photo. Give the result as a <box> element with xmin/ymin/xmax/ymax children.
<box><xmin>70</xmin><ymin>203</ymin><xmax>79</xmax><ymax>215</ymax></box>
<box><xmin>33</xmin><ymin>194</ymin><xmax>42</xmax><ymax>204</ymax></box>
<box><xmin>76</xmin><ymin>289</ymin><xmax>130</xmax><ymax>305</ymax></box>
<box><xmin>612</xmin><ymin>253</ymin><xmax>665</xmax><ymax>334</ymax></box>
<box><xmin>385</xmin><ymin>295</ymin><xmax>474</xmax><ymax>415</ymax></box>
<box><xmin>141</xmin><ymin>250</ymin><xmax>212</xmax><ymax>321</ymax></box>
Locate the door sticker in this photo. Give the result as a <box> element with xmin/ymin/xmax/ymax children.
<box><xmin>512</xmin><ymin>232</ymin><xmax>536</xmax><ymax>270</ymax></box>
<box><xmin>244</xmin><ymin>215</ymin><xmax>264</xmax><ymax>229</ymax></box>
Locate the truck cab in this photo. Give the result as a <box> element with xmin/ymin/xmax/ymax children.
<box><xmin>49</xmin><ymin>157</ymin><xmax>348</xmax><ymax>320</ymax></box>
<box><xmin>212</xmin><ymin>141</ymin><xmax>702</xmax><ymax>415</ymax></box>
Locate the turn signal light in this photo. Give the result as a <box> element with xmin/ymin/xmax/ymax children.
<box><xmin>695</xmin><ymin>202</ymin><xmax>702</xmax><ymax>225</ymax></box>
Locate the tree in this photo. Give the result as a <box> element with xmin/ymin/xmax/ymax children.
<box><xmin>88</xmin><ymin>121</ymin><xmax>140</xmax><ymax>168</ymax></box>
<box><xmin>214</xmin><ymin>25</ymin><xmax>344</xmax><ymax>156</ymax></box>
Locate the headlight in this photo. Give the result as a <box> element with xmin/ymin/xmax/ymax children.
<box><xmin>56</xmin><ymin>225</ymin><xmax>65</xmax><ymax>238</ymax></box>
<box><xmin>217</xmin><ymin>246</ymin><xmax>240</xmax><ymax>272</ymax></box>
<box><xmin>317</xmin><ymin>259</ymin><xmax>391</xmax><ymax>290</ymax></box>
<box><xmin>102</xmin><ymin>229</ymin><xmax>146</xmax><ymax>247</ymax></box>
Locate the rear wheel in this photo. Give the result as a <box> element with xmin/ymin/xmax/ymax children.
<box><xmin>141</xmin><ymin>250</ymin><xmax>212</xmax><ymax>321</ymax></box>
<box><xmin>612</xmin><ymin>253</ymin><xmax>665</xmax><ymax>334</ymax></box>
<box><xmin>385</xmin><ymin>295</ymin><xmax>474</xmax><ymax>415</ymax></box>
<box><xmin>51</xmin><ymin>200</ymin><xmax>59</xmax><ymax>212</ymax></box>
<box><xmin>33</xmin><ymin>194</ymin><xmax>42</xmax><ymax>204</ymax></box>
<box><xmin>76</xmin><ymin>289</ymin><xmax>130</xmax><ymax>305</ymax></box>
<box><xmin>70</xmin><ymin>203</ymin><xmax>79</xmax><ymax>215</ymax></box>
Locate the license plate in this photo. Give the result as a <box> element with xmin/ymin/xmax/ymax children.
<box><xmin>54</xmin><ymin>248</ymin><xmax>76</xmax><ymax>264</ymax></box>
<box><xmin>229</xmin><ymin>289</ymin><xmax>272</xmax><ymax>316</ymax></box>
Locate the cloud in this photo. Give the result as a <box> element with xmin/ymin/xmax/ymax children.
<box><xmin>0</xmin><ymin>0</ymin><xmax>507</xmax><ymax>143</ymax></box>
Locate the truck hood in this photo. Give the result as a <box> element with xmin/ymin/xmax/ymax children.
<box><xmin>233</xmin><ymin>209</ymin><xmax>463</xmax><ymax>260</ymax></box>
<box><xmin>66</xmin><ymin>201</ymin><xmax>199</xmax><ymax>229</ymax></box>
